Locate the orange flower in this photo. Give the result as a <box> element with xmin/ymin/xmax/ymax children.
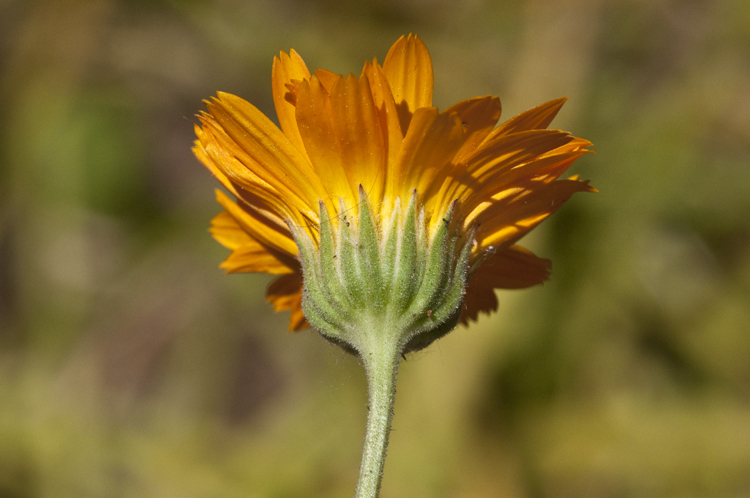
<box><xmin>193</xmin><ymin>34</ymin><xmax>594</xmax><ymax>331</ymax></box>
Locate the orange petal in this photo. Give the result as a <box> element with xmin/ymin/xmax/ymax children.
<box><xmin>210</xmin><ymin>211</ymin><xmax>297</xmax><ymax>275</ymax></box>
<box><xmin>463</xmin><ymin>149</ymin><xmax>593</xmax><ymax>217</ymax></box>
<box><xmin>198</xmin><ymin>121</ymin><xmax>308</xmax><ymax>224</ymax></box>
<box><xmin>362</xmin><ymin>60</ymin><xmax>404</xmax><ymax>210</ymax></box>
<box><xmin>329</xmin><ymin>74</ymin><xmax>385</xmax><ymax>208</ymax></box>
<box><xmin>485</xmin><ymin>97</ymin><xmax>568</xmax><ymax>141</ymax></box>
<box><xmin>196</xmin><ymin>136</ymin><xmax>294</xmax><ymax>224</ymax></box>
<box><xmin>444</xmin><ymin>96</ymin><xmax>502</xmax><ymax>163</ymax></box>
<box><xmin>214</xmin><ymin>190</ymin><xmax>298</xmax><ymax>257</ymax></box>
<box><xmin>272</xmin><ymin>49</ymin><xmax>312</xmax><ymax>158</ymax></box>
<box><xmin>266</xmin><ymin>271</ymin><xmax>308</xmax><ymax>331</ymax></box>
<box><xmin>466</xmin><ymin>129</ymin><xmax>574</xmax><ymax>181</ymax></box>
<box><xmin>295</xmin><ymin>76</ymin><xmax>357</xmax><ymax>212</ymax></box>
<box><xmin>219</xmin><ymin>241</ymin><xmax>297</xmax><ymax>275</ymax></box>
<box><xmin>192</xmin><ymin>134</ymin><xmax>242</xmax><ymax>199</ymax></box>
<box><xmin>392</xmin><ymin>107</ymin><xmax>465</xmax><ymax>216</ymax></box>
<box><xmin>382</xmin><ymin>34</ymin><xmax>434</xmax><ymax>133</ymax></box>
<box><xmin>473</xmin><ymin>178</ymin><xmax>596</xmax><ymax>251</ymax></box>
<box><xmin>210</xmin><ymin>210</ymin><xmax>249</xmax><ymax>250</ymax></box>
<box><xmin>205</xmin><ymin>93</ymin><xmax>326</xmax><ymax>215</ymax></box>
<box><xmin>315</xmin><ymin>68</ymin><xmax>339</xmax><ymax>94</ymax></box>
<box><xmin>436</xmin><ymin>129</ymin><xmax>574</xmax><ymax>214</ymax></box>
<box><xmin>460</xmin><ymin>245</ymin><xmax>550</xmax><ymax>325</ymax></box>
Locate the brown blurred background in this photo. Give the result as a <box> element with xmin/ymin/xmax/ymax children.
<box><xmin>1</xmin><ymin>0</ymin><xmax>749</xmax><ymax>497</ymax></box>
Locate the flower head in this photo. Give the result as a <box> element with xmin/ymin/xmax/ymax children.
<box><xmin>193</xmin><ymin>34</ymin><xmax>593</xmax><ymax>348</ymax></box>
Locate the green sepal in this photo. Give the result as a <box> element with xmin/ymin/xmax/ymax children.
<box><xmin>379</xmin><ymin>199</ymin><xmax>401</xmax><ymax>299</ymax></box>
<box><xmin>289</xmin><ymin>223</ymin><xmax>348</xmax><ymax>338</ymax></box>
<box><xmin>357</xmin><ymin>185</ymin><xmax>383</xmax><ymax>307</ymax></box>
<box><xmin>301</xmin><ymin>290</ymin><xmax>358</xmax><ymax>354</ymax></box>
<box><xmin>403</xmin><ymin>202</ymin><xmax>456</xmax><ymax>321</ymax></box>
<box><xmin>402</xmin><ymin>226</ymin><xmax>474</xmax><ymax>353</ymax></box>
<box><xmin>338</xmin><ymin>199</ymin><xmax>366</xmax><ymax>308</ymax></box>
<box><xmin>318</xmin><ymin>201</ymin><xmax>350</xmax><ymax>315</ymax></box>
<box><xmin>414</xmin><ymin>207</ymin><xmax>428</xmax><ymax>285</ymax></box>
<box><xmin>294</xmin><ymin>189</ymin><xmax>474</xmax><ymax>357</ymax></box>
<box><xmin>388</xmin><ymin>191</ymin><xmax>418</xmax><ymax>316</ymax></box>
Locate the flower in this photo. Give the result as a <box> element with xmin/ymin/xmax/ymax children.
<box><xmin>193</xmin><ymin>34</ymin><xmax>594</xmax><ymax>337</ymax></box>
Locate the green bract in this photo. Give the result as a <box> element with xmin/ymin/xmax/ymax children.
<box><xmin>288</xmin><ymin>186</ymin><xmax>474</xmax><ymax>356</ymax></box>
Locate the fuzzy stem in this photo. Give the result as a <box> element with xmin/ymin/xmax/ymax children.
<box><xmin>354</xmin><ymin>335</ymin><xmax>402</xmax><ymax>498</ymax></box>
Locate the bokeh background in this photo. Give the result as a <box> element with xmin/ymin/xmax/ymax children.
<box><xmin>1</xmin><ymin>0</ymin><xmax>750</xmax><ymax>496</ymax></box>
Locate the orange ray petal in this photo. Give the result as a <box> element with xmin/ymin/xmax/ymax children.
<box><xmin>206</xmin><ymin>93</ymin><xmax>326</xmax><ymax>213</ymax></box>
<box><xmin>423</xmin><ymin>96</ymin><xmax>503</xmax><ymax>210</ymax></box>
<box><xmin>444</xmin><ymin>96</ymin><xmax>503</xmax><ymax>163</ymax></box>
<box><xmin>210</xmin><ymin>210</ymin><xmax>249</xmax><ymax>250</ymax></box>
<box><xmin>194</xmin><ymin>135</ymin><xmax>292</xmax><ymax>223</ymax></box>
<box><xmin>214</xmin><ymin>189</ymin><xmax>298</xmax><ymax>257</ymax></box>
<box><xmin>460</xmin><ymin>245</ymin><xmax>550</xmax><ymax>325</ymax></box>
<box><xmin>192</xmin><ymin>134</ymin><xmax>242</xmax><ymax>199</ymax></box>
<box><xmin>392</xmin><ymin>107</ymin><xmax>465</xmax><ymax>216</ymax></box>
<box><xmin>485</xmin><ymin>97</ymin><xmax>568</xmax><ymax>141</ymax></box>
<box><xmin>210</xmin><ymin>212</ymin><xmax>297</xmax><ymax>275</ymax></box>
<box><xmin>329</xmin><ymin>74</ymin><xmax>385</xmax><ymax>209</ymax></box>
<box><xmin>315</xmin><ymin>68</ymin><xmax>339</xmax><ymax>94</ymax></box>
<box><xmin>473</xmin><ymin>178</ymin><xmax>595</xmax><ymax>252</ymax></box>
<box><xmin>382</xmin><ymin>34</ymin><xmax>433</xmax><ymax>133</ymax></box>
<box><xmin>295</xmin><ymin>76</ymin><xmax>357</xmax><ymax>212</ymax></box>
<box><xmin>219</xmin><ymin>242</ymin><xmax>297</xmax><ymax>275</ymax></box>
<box><xmin>435</xmin><ymin>129</ymin><xmax>574</xmax><ymax>214</ymax></box>
<box><xmin>198</xmin><ymin>122</ymin><xmax>310</xmax><ymax>225</ymax></box>
<box><xmin>362</xmin><ymin>60</ymin><xmax>404</xmax><ymax>211</ymax></box>
<box><xmin>266</xmin><ymin>271</ymin><xmax>308</xmax><ymax>331</ymax></box>
<box><xmin>272</xmin><ymin>49</ymin><xmax>312</xmax><ymax>158</ymax></box>
<box><xmin>466</xmin><ymin>129</ymin><xmax>574</xmax><ymax>180</ymax></box>
<box><xmin>463</xmin><ymin>149</ymin><xmax>593</xmax><ymax>216</ymax></box>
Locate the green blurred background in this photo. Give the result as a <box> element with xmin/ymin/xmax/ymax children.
<box><xmin>1</xmin><ymin>0</ymin><xmax>749</xmax><ymax>496</ymax></box>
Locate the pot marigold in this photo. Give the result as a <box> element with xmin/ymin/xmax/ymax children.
<box><xmin>193</xmin><ymin>34</ymin><xmax>594</xmax><ymax>337</ymax></box>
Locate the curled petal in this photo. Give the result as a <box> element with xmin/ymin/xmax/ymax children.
<box><xmin>267</xmin><ymin>271</ymin><xmax>308</xmax><ymax>331</ymax></box>
<box><xmin>463</xmin><ymin>149</ymin><xmax>593</xmax><ymax>217</ymax></box>
<box><xmin>435</xmin><ymin>129</ymin><xmax>575</xmax><ymax>215</ymax></box>
<box><xmin>192</xmin><ymin>134</ymin><xmax>242</xmax><ymax>199</ymax></box>
<box><xmin>460</xmin><ymin>245</ymin><xmax>550</xmax><ymax>325</ymax></box>
<box><xmin>198</xmin><ymin>121</ymin><xmax>307</xmax><ymax>225</ymax></box>
<box><xmin>214</xmin><ymin>190</ymin><xmax>298</xmax><ymax>257</ymax></box>
<box><xmin>210</xmin><ymin>213</ymin><xmax>297</xmax><ymax>275</ymax></box>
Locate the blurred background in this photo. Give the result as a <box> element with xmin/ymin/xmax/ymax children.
<box><xmin>1</xmin><ymin>0</ymin><xmax>749</xmax><ymax>496</ymax></box>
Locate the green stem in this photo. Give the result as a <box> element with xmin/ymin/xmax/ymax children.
<box><xmin>354</xmin><ymin>337</ymin><xmax>401</xmax><ymax>498</ymax></box>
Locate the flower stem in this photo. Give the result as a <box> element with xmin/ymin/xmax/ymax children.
<box><xmin>354</xmin><ymin>337</ymin><xmax>401</xmax><ymax>498</ymax></box>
